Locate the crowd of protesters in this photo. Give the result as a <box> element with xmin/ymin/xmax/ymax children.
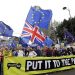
<box><xmin>0</xmin><ymin>43</ymin><xmax>75</xmax><ymax>57</ymax></box>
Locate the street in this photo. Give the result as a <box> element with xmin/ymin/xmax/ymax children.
<box><xmin>47</xmin><ymin>69</ymin><xmax>75</xmax><ymax>75</ymax></box>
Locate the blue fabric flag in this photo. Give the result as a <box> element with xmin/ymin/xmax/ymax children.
<box><xmin>26</xmin><ymin>6</ymin><xmax>52</xmax><ymax>29</ymax></box>
<box><xmin>0</xmin><ymin>21</ymin><xmax>5</xmax><ymax>35</ymax></box>
<box><xmin>3</xmin><ymin>25</ymin><xmax>13</xmax><ymax>37</ymax></box>
<box><xmin>64</xmin><ymin>30</ymin><xmax>75</xmax><ymax>43</ymax></box>
<box><xmin>33</xmin><ymin>37</ymin><xmax>45</xmax><ymax>47</ymax></box>
<box><xmin>21</xmin><ymin>6</ymin><xmax>52</xmax><ymax>47</ymax></box>
<box><xmin>21</xmin><ymin>21</ymin><xmax>46</xmax><ymax>47</ymax></box>
<box><xmin>19</xmin><ymin>37</ymin><xmax>28</xmax><ymax>47</ymax></box>
<box><xmin>0</xmin><ymin>21</ymin><xmax>13</xmax><ymax>37</ymax></box>
<box><xmin>44</xmin><ymin>36</ymin><xmax>54</xmax><ymax>48</ymax></box>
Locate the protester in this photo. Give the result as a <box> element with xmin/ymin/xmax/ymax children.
<box><xmin>45</xmin><ymin>47</ymin><xmax>52</xmax><ymax>57</ymax></box>
<box><xmin>0</xmin><ymin>37</ymin><xmax>75</xmax><ymax>57</ymax></box>
<box><xmin>70</xmin><ymin>47</ymin><xmax>75</xmax><ymax>55</ymax></box>
<box><xmin>22</xmin><ymin>47</ymin><xmax>29</xmax><ymax>56</ymax></box>
<box><xmin>34</xmin><ymin>46</ymin><xmax>42</xmax><ymax>56</ymax></box>
<box><xmin>12</xmin><ymin>48</ymin><xmax>18</xmax><ymax>56</ymax></box>
<box><xmin>0</xmin><ymin>51</ymin><xmax>3</xmax><ymax>62</ymax></box>
<box><xmin>28</xmin><ymin>48</ymin><xmax>37</xmax><ymax>57</ymax></box>
<box><xmin>18</xmin><ymin>45</ymin><xmax>24</xmax><ymax>57</ymax></box>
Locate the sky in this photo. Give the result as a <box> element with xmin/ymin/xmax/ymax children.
<box><xmin>0</xmin><ymin>0</ymin><xmax>75</xmax><ymax>37</ymax></box>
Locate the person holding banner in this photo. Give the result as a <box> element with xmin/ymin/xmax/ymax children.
<box><xmin>18</xmin><ymin>49</ymin><xmax>24</xmax><ymax>57</ymax></box>
<box><xmin>0</xmin><ymin>51</ymin><xmax>3</xmax><ymax>62</ymax></box>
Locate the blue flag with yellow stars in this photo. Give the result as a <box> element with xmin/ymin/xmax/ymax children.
<box><xmin>64</xmin><ymin>30</ymin><xmax>75</xmax><ymax>43</ymax></box>
<box><xmin>0</xmin><ymin>21</ymin><xmax>5</xmax><ymax>35</ymax></box>
<box><xmin>26</xmin><ymin>6</ymin><xmax>52</xmax><ymax>29</ymax></box>
<box><xmin>0</xmin><ymin>21</ymin><xmax>13</xmax><ymax>37</ymax></box>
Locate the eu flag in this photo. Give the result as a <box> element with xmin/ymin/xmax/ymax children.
<box><xmin>21</xmin><ymin>6</ymin><xmax>52</xmax><ymax>47</ymax></box>
<box><xmin>26</xmin><ymin>6</ymin><xmax>52</xmax><ymax>29</ymax></box>
<box><xmin>0</xmin><ymin>21</ymin><xmax>5</xmax><ymax>35</ymax></box>
<box><xmin>0</xmin><ymin>21</ymin><xmax>13</xmax><ymax>37</ymax></box>
<box><xmin>64</xmin><ymin>30</ymin><xmax>75</xmax><ymax>43</ymax></box>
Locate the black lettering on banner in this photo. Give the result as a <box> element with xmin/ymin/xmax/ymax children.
<box><xmin>7</xmin><ymin>63</ymin><xmax>21</xmax><ymax>69</ymax></box>
<box><xmin>25</xmin><ymin>57</ymin><xmax>75</xmax><ymax>72</ymax></box>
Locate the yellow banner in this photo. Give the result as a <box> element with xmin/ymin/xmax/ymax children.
<box><xmin>4</xmin><ymin>56</ymin><xmax>75</xmax><ymax>75</ymax></box>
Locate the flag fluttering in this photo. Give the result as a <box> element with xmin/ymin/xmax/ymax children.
<box><xmin>26</xmin><ymin>6</ymin><xmax>52</xmax><ymax>29</ymax></box>
<box><xmin>21</xmin><ymin>6</ymin><xmax>53</xmax><ymax>47</ymax></box>
<box><xmin>0</xmin><ymin>21</ymin><xmax>13</xmax><ymax>37</ymax></box>
<box><xmin>19</xmin><ymin>37</ymin><xmax>28</xmax><ymax>47</ymax></box>
<box><xmin>21</xmin><ymin>21</ymin><xmax>46</xmax><ymax>47</ymax></box>
<box><xmin>64</xmin><ymin>29</ymin><xmax>75</xmax><ymax>44</ymax></box>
